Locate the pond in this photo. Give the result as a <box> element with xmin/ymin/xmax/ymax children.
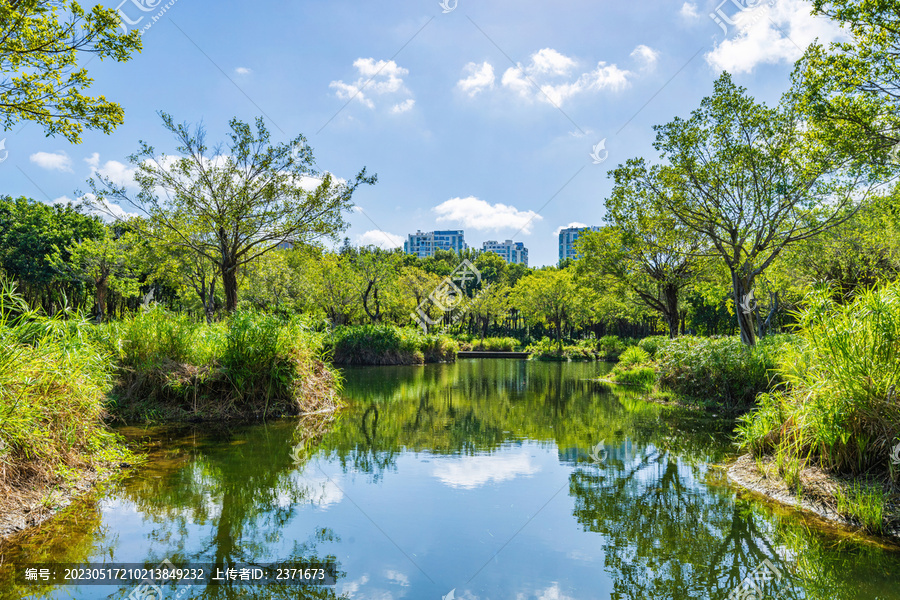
<box><xmin>2</xmin><ymin>359</ymin><xmax>899</xmax><ymax>599</ymax></box>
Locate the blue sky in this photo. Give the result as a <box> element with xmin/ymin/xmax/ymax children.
<box><xmin>2</xmin><ymin>0</ymin><xmax>842</xmax><ymax>266</ymax></box>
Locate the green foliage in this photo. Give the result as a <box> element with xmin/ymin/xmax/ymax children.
<box><xmin>656</xmin><ymin>335</ymin><xmax>791</xmax><ymax>410</ymax></box>
<box><xmin>0</xmin><ymin>279</ymin><xmax>133</xmax><ymax>504</ymax></box>
<box><xmin>617</xmin><ymin>345</ymin><xmax>650</xmax><ymax>368</ymax></box>
<box><xmin>0</xmin><ymin>0</ymin><xmax>142</xmax><ymax>142</ymax></box>
<box><xmin>101</xmin><ymin>307</ymin><xmax>340</xmax><ymax>419</ymax></box>
<box><xmin>526</xmin><ymin>337</ymin><xmax>597</xmax><ymax>361</ymax></box>
<box><xmin>597</xmin><ymin>335</ymin><xmax>635</xmax><ymax>360</ymax></box>
<box><xmin>637</xmin><ymin>335</ymin><xmax>668</xmax><ymax>358</ymax></box>
<box><xmin>463</xmin><ymin>336</ymin><xmax>519</xmax><ymax>352</ymax></box>
<box><xmin>331</xmin><ymin>324</ymin><xmax>457</xmax><ymax>365</ymax></box>
<box><xmin>89</xmin><ymin>113</ymin><xmax>375</xmax><ymax>311</ymax></box>
<box><xmin>737</xmin><ymin>282</ymin><xmax>900</xmax><ymax>480</ymax></box>
<box><xmin>834</xmin><ymin>482</ymin><xmax>886</xmax><ymax>534</ymax></box>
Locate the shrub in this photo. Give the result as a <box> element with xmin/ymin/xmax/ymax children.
<box><xmin>611</xmin><ymin>365</ymin><xmax>657</xmax><ymax>390</ymax></box>
<box><xmin>737</xmin><ymin>283</ymin><xmax>900</xmax><ymax>481</ymax></box>
<box><xmin>105</xmin><ymin>308</ymin><xmax>340</xmax><ymax>420</ymax></box>
<box><xmin>655</xmin><ymin>334</ymin><xmax>791</xmax><ymax>410</ymax></box>
<box><xmin>526</xmin><ymin>337</ymin><xmax>597</xmax><ymax>361</ymax></box>
<box><xmin>617</xmin><ymin>345</ymin><xmax>651</xmax><ymax>368</ymax></box>
<box><xmin>470</xmin><ymin>337</ymin><xmax>519</xmax><ymax>352</ymax></box>
<box><xmin>0</xmin><ymin>281</ymin><xmax>134</xmax><ymax>514</ymax></box>
<box><xmin>331</xmin><ymin>324</ymin><xmax>457</xmax><ymax>365</ymax></box>
<box><xmin>638</xmin><ymin>335</ymin><xmax>668</xmax><ymax>358</ymax></box>
<box><xmin>597</xmin><ymin>335</ymin><xmax>634</xmax><ymax>360</ymax></box>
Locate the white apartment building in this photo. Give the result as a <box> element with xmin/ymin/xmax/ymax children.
<box><xmin>481</xmin><ymin>239</ymin><xmax>528</xmax><ymax>266</ymax></box>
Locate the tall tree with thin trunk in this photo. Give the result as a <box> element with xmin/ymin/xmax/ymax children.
<box><xmin>621</xmin><ymin>73</ymin><xmax>878</xmax><ymax>345</ymax></box>
<box><xmin>88</xmin><ymin>113</ymin><xmax>375</xmax><ymax>311</ymax></box>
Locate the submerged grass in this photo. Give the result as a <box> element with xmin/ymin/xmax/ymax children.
<box><xmin>330</xmin><ymin>324</ymin><xmax>458</xmax><ymax>365</ymax></box>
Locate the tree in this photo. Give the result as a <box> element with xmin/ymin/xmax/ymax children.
<box><xmin>799</xmin><ymin>0</ymin><xmax>900</xmax><ymax>161</ymax></box>
<box><xmin>468</xmin><ymin>283</ymin><xmax>510</xmax><ymax>338</ymax></box>
<box><xmin>0</xmin><ymin>196</ymin><xmax>103</xmax><ymax>310</ymax></box>
<box><xmin>349</xmin><ymin>247</ymin><xmax>400</xmax><ymax>323</ymax></box>
<box><xmin>512</xmin><ymin>268</ymin><xmax>586</xmax><ymax>351</ymax></box>
<box><xmin>309</xmin><ymin>253</ymin><xmax>361</xmax><ymax>326</ymax></box>
<box><xmin>1</xmin><ymin>0</ymin><xmax>141</xmax><ymax>142</ymax></box>
<box><xmin>577</xmin><ymin>182</ymin><xmax>700</xmax><ymax>338</ymax></box>
<box><xmin>622</xmin><ymin>73</ymin><xmax>877</xmax><ymax>345</ymax></box>
<box><xmin>89</xmin><ymin>113</ymin><xmax>376</xmax><ymax>311</ymax></box>
<box><xmin>54</xmin><ymin>228</ymin><xmax>142</xmax><ymax>321</ymax></box>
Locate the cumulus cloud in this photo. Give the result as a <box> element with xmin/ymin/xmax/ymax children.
<box><xmin>457</xmin><ymin>61</ymin><xmax>495</xmax><ymax>97</ymax></box>
<box><xmin>234</xmin><ymin>67</ymin><xmax>252</xmax><ymax>75</ymax></box>
<box><xmin>705</xmin><ymin>0</ymin><xmax>844</xmax><ymax>73</ymax></box>
<box><xmin>54</xmin><ymin>194</ymin><xmax>138</xmax><ymax>221</ymax></box>
<box><xmin>631</xmin><ymin>44</ymin><xmax>659</xmax><ymax>69</ymax></box>
<box><xmin>554</xmin><ymin>221</ymin><xmax>587</xmax><ymax>235</ymax></box>
<box><xmin>433</xmin><ymin>453</ymin><xmax>539</xmax><ymax>489</ymax></box>
<box><xmin>85</xmin><ymin>153</ymin><xmax>139</xmax><ymax>189</ymax></box>
<box><xmin>391</xmin><ymin>98</ymin><xmax>415</xmax><ymax>114</ymax></box>
<box><xmin>329</xmin><ymin>58</ymin><xmax>412</xmax><ymax>110</ymax></box>
<box><xmin>680</xmin><ymin>2</ymin><xmax>700</xmax><ymax>18</ymax></box>
<box><xmin>498</xmin><ymin>48</ymin><xmax>631</xmax><ymax>106</ymax></box>
<box><xmin>433</xmin><ymin>196</ymin><xmax>542</xmax><ymax>234</ymax></box>
<box><xmin>356</xmin><ymin>230</ymin><xmax>404</xmax><ymax>249</ymax></box>
<box><xmin>30</xmin><ymin>151</ymin><xmax>72</xmax><ymax>172</ymax></box>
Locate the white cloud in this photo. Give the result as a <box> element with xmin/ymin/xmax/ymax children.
<box><xmin>516</xmin><ymin>584</ymin><xmax>577</xmax><ymax>600</ymax></box>
<box><xmin>30</xmin><ymin>151</ymin><xmax>72</xmax><ymax>172</ymax></box>
<box><xmin>329</xmin><ymin>58</ymin><xmax>412</xmax><ymax>110</ymax></box>
<box><xmin>433</xmin><ymin>453</ymin><xmax>539</xmax><ymax>489</ymax></box>
<box><xmin>631</xmin><ymin>44</ymin><xmax>659</xmax><ymax>69</ymax></box>
<box><xmin>391</xmin><ymin>98</ymin><xmax>415</xmax><ymax>114</ymax></box>
<box><xmin>554</xmin><ymin>221</ymin><xmax>587</xmax><ymax>235</ymax></box>
<box><xmin>356</xmin><ymin>230</ymin><xmax>404</xmax><ymax>249</ymax></box>
<box><xmin>234</xmin><ymin>67</ymin><xmax>252</xmax><ymax>75</ymax></box>
<box><xmin>384</xmin><ymin>571</ymin><xmax>409</xmax><ymax>587</ymax></box>
<box><xmin>680</xmin><ymin>2</ymin><xmax>700</xmax><ymax>18</ymax></box>
<box><xmin>457</xmin><ymin>61</ymin><xmax>495</xmax><ymax>97</ymax></box>
<box><xmin>433</xmin><ymin>196</ymin><xmax>542</xmax><ymax>234</ymax></box>
<box><xmin>705</xmin><ymin>0</ymin><xmax>844</xmax><ymax>73</ymax></box>
<box><xmin>499</xmin><ymin>48</ymin><xmax>631</xmax><ymax>106</ymax></box>
<box><xmin>85</xmin><ymin>154</ymin><xmax>139</xmax><ymax>189</ymax></box>
<box><xmin>56</xmin><ymin>193</ymin><xmax>139</xmax><ymax>221</ymax></box>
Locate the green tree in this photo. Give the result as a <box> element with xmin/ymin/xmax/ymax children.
<box><xmin>512</xmin><ymin>268</ymin><xmax>586</xmax><ymax>350</ymax></box>
<box><xmin>89</xmin><ymin>113</ymin><xmax>375</xmax><ymax>311</ymax></box>
<box><xmin>468</xmin><ymin>283</ymin><xmax>510</xmax><ymax>338</ymax></box>
<box><xmin>0</xmin><ymin>0</ymin><xmax>141</xmax><ymax>142</ymax></box>
<box><xmin>54</xmin><ymin>228</ymin><xmax>142</xmax><ymax>321</ymax></box>
<box><xmin>624</xmin><ymin>73</ymin><xmax>876</xmax><ymax>345</ymax></box>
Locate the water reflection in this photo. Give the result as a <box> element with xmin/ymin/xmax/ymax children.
<box><xmin>0</xmin><ymin>359</ymin><xmax>898</xmax><ymax>599</ymax></box>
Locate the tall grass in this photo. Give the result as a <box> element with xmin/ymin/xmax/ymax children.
<box><xmin>737</xmin><ymin>283</ymin><xmax>900</xmax><ymax>480</ymax></box>
<box><xmin>331</xmin><ymin>324</ymin><xmax>458</xmax><ymax>365</ymax></box>
<box><xmin>458</xmin><ymin>337</ymin><xmax>520</xmax><ymax>352</ymax></box>
<box><xmin>655</xmin><ymin>335</ymin><xmax>792</xmax><ymax>410</ymax></box>
<box><xmin>100</xmin><ymin>307</ymin><xmax>341</xmax><ymax>420</ymax></box>
<box><xmin>0</xmin><ymin>280</ymin><xmax>132</xmax><ymax>512</ymax></box>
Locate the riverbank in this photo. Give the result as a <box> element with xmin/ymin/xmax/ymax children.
<box><xmin>728</xmin><ymin>454</ymin><xmax>900</xmax><ymax>542</ymax></box>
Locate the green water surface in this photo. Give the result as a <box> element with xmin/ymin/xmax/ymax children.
<box><xmin>1</xmin><ymin>359</ymin><xmax>898</xmax><ymax>599</ymax></box>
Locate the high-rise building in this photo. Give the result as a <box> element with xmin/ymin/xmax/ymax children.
<box><xmin>558</xmin><ymin>226</ymin><xmax>601</xmax><ymax>263</ymax></box>
<box><xmin>403</xmin><ymin>230</ymin><xmax>467</xmax><ymax>258</ymax></box>
<box><xmin>482</xmin><ymin>240</ymin><xmax>528</xmax><ymax>266</ymax></box>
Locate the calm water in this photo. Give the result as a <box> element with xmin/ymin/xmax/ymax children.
<box><xmin>2</xmin><ymin>360</ymin><xmax>899</xmax><ymax>599</ymax></box>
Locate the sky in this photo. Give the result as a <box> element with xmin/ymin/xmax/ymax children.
<box><xmin>1</xmin><ymin>0</ymin><xmax>844</xmax><ymax>266</ymax></box>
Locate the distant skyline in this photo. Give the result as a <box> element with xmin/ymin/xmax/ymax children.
<box><xmin>1</xmin><ymin>0</ymin><xmax>843</xmax><ymax>266</ymax></box>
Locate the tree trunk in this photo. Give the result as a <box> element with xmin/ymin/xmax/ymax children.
<box><xmin>663</xmin><ymin>283</ymin><xmax>680</xmax><ymax>339</ymax></box>
<box><xmin>731</xmin><ymin>270</ymin><xmax>757</xmax><ymax>346</ymax></box>
<box><xmin>95</xmin><ymin>276</ymin><xmax>108</xmax><ymax>323</ymax></box>
<box><xmin>223</xmin><ymin>265</ymin><xmax>238</xmax><ymax>312</ymax></box>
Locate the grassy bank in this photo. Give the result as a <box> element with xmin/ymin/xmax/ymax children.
<box><xmin>457</xmin><ymin>336</ymin><xmax>520</xmax><ymax>352</ymax></box>
<box><xmin>736</xmin><ymin>284</ymin><xmax>900</xmax><ymax>534</ymax></box>
<box><xmin>330</xmin><ymin>324</ymin><xmax>458</xmax><ymax>365</ymax></box>
<box><xmin>0</xmin><ymin>284</ymin><xmax>135</xmax><ymax>535</ymax></box>
<box><xmin>98</xmin><ymin>308</ymin><xmax>342</xmax><ymax>421</ymax></box>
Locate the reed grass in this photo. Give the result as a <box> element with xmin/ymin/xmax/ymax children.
<box><xmin>331</xmin><ymin>324</ymin><xmax>458</xmax><ymax>365</ymax></box>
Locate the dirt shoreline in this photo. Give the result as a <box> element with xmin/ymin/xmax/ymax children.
<box><xmin>0</xmin><ymin>469</ymin><xmax>108</xmax><ymax>542</ymax></box>
<box><xmin>727</xmin><ymin>453</ymin><xmax>900</xmax><ymax>543</ymax></box>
